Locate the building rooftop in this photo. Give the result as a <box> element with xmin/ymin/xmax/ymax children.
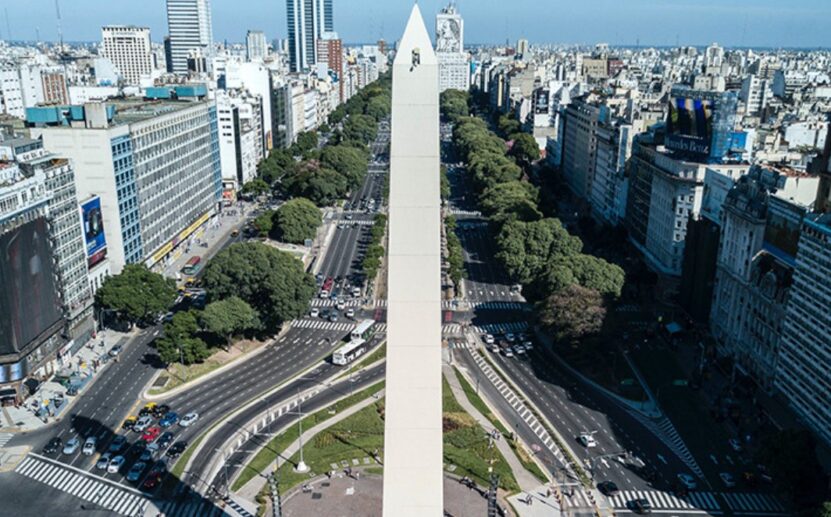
<box><xmin>108</xmin><ymin>97</ymin><xmax>202</xmax><ymax>126</ymax></box>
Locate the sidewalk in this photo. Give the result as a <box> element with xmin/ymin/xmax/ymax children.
<box><xmin>234</xmin><ymin>389</ymin><xmax>385</xmax><ymax>505</ymax></box>
<box><xmin>443</xmin><ymin>364</ymin><xmax>541</xmax><ymax>493</ymax></box>
<box><xmin>1</xmin><ymin>328</ymin><xmax>136</xmax><ymax>433</ymax></box>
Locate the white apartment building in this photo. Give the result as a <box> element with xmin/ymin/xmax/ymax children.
<box><xmin>740</xmin><ymin>74</ymin><xmax>773</xmax><ymax>116</ymax></box>
<box><xmin>216</xmin><ymin>89</ymin><xmax>264</xmax><ymax>197</ymax></box>
<box><xmin>101</xmin><ymin>26</ymin><xmax>153</xmax><ymax>86</ymax></box>
<box><xmin>246</xmin><ymin>30</ymin><xmax>267</xmax><ymax>62</ymax></box>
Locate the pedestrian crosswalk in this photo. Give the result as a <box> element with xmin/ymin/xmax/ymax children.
<box><xmin>474</xmin><ymin>321</ymin><xmax>529</xmax><ymax>334</ymax></box>
<box><xmin>625</xmin><ymin>408</ymin><xmax>705</xmax><ymax>479</ymax></box>
<box><xmin>14</xmin><ymin>454</ymin><xmax>147</xmax><ymax>516</ymax></box>
<box><xmin>153</xmin><ymin>493</ymin><xmax>225</xmax><ymax>517</ymax></box>
<box><xmin>448</xmin><ymin>209</ymin><xmax>482</xmax><ymax>217</ymax></box>
<box><xmin>606</xmin><ymin>489</ymin><xmax>786</xmax><ymax>515</ymax></box>
<box><xmin>310</xmin><ymin>298</ymin><xmax>364</xmax><ymax>308</ymax></box>
<box><xmin>469</xmin><ymin>301</ymin><xmax>528</xmax><ymax>311</ymax></box>
<box><xmin>331</xmin><ymin>219</ymin><xmax>375</xmax><ymax>226</ymax></box>
<box><xmin>609</xmin><ymin>490</ymin><xmax>720</xmax><ymax>512</ymax></box>
<box><xmin>0</xmin><ymin>432</ymin><xmax>13</xmax><ymax>449</ymax></box>
<box><xmin>308</xmin><ymin>298</ymin><xmax>525</xmax><ymax>312</ymax></box>
<box><xmin>721</xmin><ymin>492</ymin><xmax>786</xmax><ymax>514</ymax></box>
<box><xmin>291</xmin><ymin>318</ymin><xmax>388</xmax><ymax>334</ymax></box>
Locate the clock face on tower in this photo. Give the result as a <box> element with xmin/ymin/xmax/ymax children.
<box><xmin>436</xmin><ymin>18</ymin><xmax>461</xmax><ymax>53</ymax></box>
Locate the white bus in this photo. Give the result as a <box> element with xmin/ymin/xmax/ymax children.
<box><xmin>350</xmin><ymin>319</ymin><xmax>375</xmax><ymax>341</ymax></box>
<box><xmin>332</xmin><ymin>339</ymin><xmax>367</xmax><ymax>366</ymax></box>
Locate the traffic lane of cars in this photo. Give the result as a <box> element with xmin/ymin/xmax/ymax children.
<box><xmin>484</xmin><ymin>337</ymin><xmax>688</xmax><ymax>492</ymax></box>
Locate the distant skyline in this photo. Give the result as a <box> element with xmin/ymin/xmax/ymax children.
<box><xmin>1</xmin><ymin>0</ymin><xmax>829</xmax><ymax>48</ymax></box>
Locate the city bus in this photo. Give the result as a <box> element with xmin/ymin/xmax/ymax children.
<box><xmin>332</xmin><ymin>339</ymin><xmax>367</xmax><ymax>366</ymax></box>
<box><xmin>181</xmin><ymin>256</ymin><xmax>202</xmax><ymax>276</ymax></box>
<box><xmin>350</xmin><ymin>319</ymin><xmax>375</xmax><ymax>341</ymax></box>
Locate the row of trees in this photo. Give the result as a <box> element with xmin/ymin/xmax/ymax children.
<box><xmin>252</xmin><ymin>197</ymin><xmax>322</xmax><ymax>244</ymax></box>
<box><xmin>446</xmin><ymin>90</ymin><xmax>624</xmax><ymax>343</ymax></box>
<box><xmin>445</xmin><ymin>216</ymin><xmax>464</xmax><ymax>287</ymax></box>
<box><xmin>362</xmin><ymin>213</ymin><xmax>388</xmax><ymax>281</ymax></box>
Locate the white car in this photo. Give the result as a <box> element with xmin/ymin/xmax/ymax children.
<box><xmin>310</xmin><ymin>308</ymin><xmax>320</xmax><ymax>318</ymax></box>
<box><xmin>107</xmin><ymin>455</ymin><xmax>125</xmax><ymax>474</ymax></box>
<box><xmin>505</xmin><ymin>333</ymin><xmax>516</xmax><ymax>343</ymax></box>
<box><xmin>336</xmin><ymin>299</ymin><xmax>346</xmax><ymax>311</ymax></box>
<box><xmin>351</xmin><ymin>287</ymin><xmax>361</xmax><ymax>297</ymax></box>
<box><xmin>578</xmin><ymin>434</ymin><xmax>597</xmax><ymax>448</ymax></box>
<box><xmin>134</xmin><ymin>415</ymin><xmax>153</xmax><ymax>433</ymax></box>
<box><xmin>82</xmin><ymin>436</ymin><xmax>97</xmax><ymax>456</ymax></box>
<box><xmin>180</xmin><ymin>412</ymin><xmax>199</xmax><ymax>428</ymax></box>
<box><xmin>522</xmin><ymin>340</ymin><xmax>534</xmax><ymax>351</ymax></box>
<box><xmin>346</xmin><ymin>308</ymin><xmax>355</xmax><ymax>319</ymax></box>
<box><xmin>483</xmin><ymin>334</ymin><xmax>495</xmax><ymax>345</ymax></box>
<box><xmin>677</xmin><ymin>473</ymin><xmax>697</xmax><ymax>490</ymax></box>
<box><xmin>513</xmin><ymin>345</ymin><xmax>526</xmax><ymax>356</ymax></box>
<box><xmin>503</xmin><ymin>348</ymin><xmax>514</xmax><ymax>358</ymax></box>
<box><xmin>96</xmin><ymin>452</ymin><xmax>112</xmax><ymax>470</ymax></box>
<box><xmin>719</xmin><ymin>472</ymin><xmax>736</xmax><ymax>488</ymax></box>
<box><xmin>62</xmin><ymin>436</ymin><xmax>81</xmax><ymax>455</ymax></box>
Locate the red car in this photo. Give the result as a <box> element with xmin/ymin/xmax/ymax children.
<box><xmin>142</xmin><ymin>472</ymin><xmax>162</xmax><ymax>491</ymax></box>
<box><xmin>141</xmin><ymin>426</ymin><xmax>161</xmax><ymax>443</ymax></box>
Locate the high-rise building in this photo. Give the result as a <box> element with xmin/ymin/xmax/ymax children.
<box><xmin>435</xmin><ymin>2</ymin><xmax>469</xmax><ymax>92</ymax></box>
<box><xmin>286</xmin><ymin>0</ymin><xmax>334</xmax><ymax>72</ymax></box>
<box><xmin>776</xmin><ymin>213</ymin><xmax>831</xmax><ymax>446</ymax></box>
<box><xmin>316</xmin><ymin>33</ymin><xmax>343</xmax><ymax>100</ymax></box>
<box><xmin>516</xmin><ymin>38</ymin><xmax>529</xmax><ymax>58</ymax></box>
<box><xmin>101</xmin><ymin>26</ymin><xmax>153</xmax><ymax>85</ymax></box>
<box><xmin>166</xmin><ymin>0</ymin><xmax>214</xmax><ymax>74</ymax></box>
<box><xmin>246</xmin><ymin>30</ymin><xmax>267</xmax><ymax>62</ymax></box>
<box><xmin>29</xmin><ymin>87</ymin><xmax>221</xmax><ymax>273</ymax></box>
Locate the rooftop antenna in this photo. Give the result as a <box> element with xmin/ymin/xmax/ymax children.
<box><xmin>55</xmin><ymin>0</ymin><xmax>63</xmax><ymax>52</ymax></box>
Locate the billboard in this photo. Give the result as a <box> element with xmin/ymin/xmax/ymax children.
<box><xmin>666</xmin><ymin>96</ymin><xmax>714</xmax><ymax>158</ymax></box>
<box><xmin>0</xmin><ymin>218</ymin><xmax>64</xmax><ymax>355</ymax></box>
<box><xmin>82</xmin><ymin>196</ymin><xmax>107</xmax><ymax>268</ymax></box>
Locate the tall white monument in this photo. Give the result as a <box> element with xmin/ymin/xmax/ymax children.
<box><xmin>382</xmin><ymin>4</ymin><xmax>443</xmax><ymax>516</ymax></box>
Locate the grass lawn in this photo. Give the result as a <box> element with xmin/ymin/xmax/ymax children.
<box><xmin>253</xmin><ymin>377</ymin><xmax>521</xmax><ymax>504</ymax></box>
<box><xmin>148</xmin><ymin>358</ymin><xmax>225</xmax><ymax>395</ymax></box>
<box><xmin>453</xmin><ymin>367</ymin><xmax>548</xmax><ymax>484</ymax></box>
<box><xmin>630</xmin><ymin>347</ymin><xmax>734</xmax><ymax>481</ymax></box>
<box><xmin>231</xmin><ymin>381</ymin><xmax>386</xmax><ymax>491</ymax></box>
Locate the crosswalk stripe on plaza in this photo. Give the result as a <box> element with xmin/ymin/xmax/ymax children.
<box><xmin>0</xmin><ymin>433</ymin><xmax>13</xmax><ymax>449</ymax></box>
<box><xmin>290</xmin><ymin>318</ymin><xmax>388</xmax><ymax>334</ymax></box>
<box><xmin>15</xmin><ymin>454</ymin><xmax>147</xmax><ymax>516</ymax></box>
<box><xmin>607</xmin><ymin>489</ymin><xmax>785</xmax><ymax>514</ymax></box>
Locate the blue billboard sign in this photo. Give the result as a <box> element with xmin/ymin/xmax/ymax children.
<box><xmin>81</xmin><ymin>197</ymin><xmax>107</xmax><ymax>267</ymax></box>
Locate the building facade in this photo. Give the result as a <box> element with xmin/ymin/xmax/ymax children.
<box><xmin>435</xmin><ymin>3</ymin><xmax>469</xmax><ymax>92</ymax></box>
<box><xmin>286</xmin><ymin>0</ymin><xmax>334</xmax><ymax>72</ymax></box>
<box><xmin>245</xmin><ymin>30</ymin><xmax>267</xmax><ymax>62</ymax></box>
<box><xmin>101</xmin><ymin>26</ymin><xmax>153</xmax><ymax>85</ymax></box>
<box><xmin>166</xmin><ymin>0</ymin><xmax>214</xmax><ymax>74</ymax></box>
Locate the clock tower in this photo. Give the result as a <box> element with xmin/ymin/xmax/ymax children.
<box><xmin>435</xmin><ymin>3</ymin><xmax>469</xmax><ymax>92</ymax></box>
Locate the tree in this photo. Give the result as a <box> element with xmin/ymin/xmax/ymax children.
<box><xmin>201</xmin><ymin>242</ymin><xmax>315</xmax><ymax>329</ymax></box>
<box><xmin>498</xmin><ymin>115</ymin><xmax>521</xmax><ymax>137</ymax></box>
<box><xmin>273</xmin><ymin>198</ymin><xmax>322</xmax><ymax>243</ymax></box>
<box><xmin>494</xmin><ymin>218</ymin><xmax>582</xmax><ymax>284</ymax></box>
<box><xmin>251</xmin><ymin>210</ymin><xmax>275</xmax><ymax>237</ymax></box>
<box><xmin>201</xmin><ymin>296</ymin><xmax>261</xmax><ymax>348</ymax></box>
<box><xmin>440</xmin><ymin>89</ymin><xmax>470</xmax><ymax>121</ymax></box>
<box><xmin>293</xmin><ymin>131</ymin><xmax>319</xmax><ymax>155</ymax></box>
<box><xmin>257</xmin><ymin>150</ymin><xmax>293</xmax><ymax>185</ymax></box>
<box><xmin>281</xmin><ymin>160</ymin><xmax>349</xmax><ymax>206</ymax></box>
<box><xmin>320</xmin><ymin>145</ymin><xmax>369</xmax><ymax>189</ymax></box>
<box><xmin>509</xmin><ymin>132</ymin><xmax>541</xmax><ymax>167</ymax></box>
<box><xmin>569</xmin><ymin>254</ymin><xmax>625</xmax><ymax>298</ymax></box>
<box><xmin>240</xmin><ymin>178</ymin><xmax>270</xmax><ymax>198</ymax></box>
<box><xmin>96</xmin><ymin>265</ymin><xmax>177</xmax><ymax>324</ymax></box>
<box><xmin>440</xmin><ymin>164</ymin><xmax>451</xmax><ymax>200</ymax></box>
<box><xmin>364</xmin><ymin>93</ymin><xmax>391</xmax><ymax>121</ymax></box>
<box><xmin>155</xmin><ymin>310</ymin><xmax>210</xmax><ymax>366</ymax></box>
<box><xmin>538</xmin><ymin>284</ymin><xmax>606</xmax><ymax>343</ymax></box>
<box><xmin>343</xmin><ymin>114</ymin><xmax>378</xmax><ymax>144</ymax></box>
<box><xmin>479</xmin><ymin>181</ymin><xmax>542</xmax><ymax>223</ymax></box>
<box><xmin>319</xmin><ymin>122</ymin><xmax>331</xmax><ymax>134</ymax></box>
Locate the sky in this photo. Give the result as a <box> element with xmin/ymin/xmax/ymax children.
<box><xmin>1</xmin><ymin>0</ymin><xmax>829</xmax><ymax>48</ymax></box>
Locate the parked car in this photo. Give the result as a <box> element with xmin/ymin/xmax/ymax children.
<box><xmin>62</xmin><ymin>436</ymin><xmax>81</xmax><ymax>455</ymax></box>
<box><xmin>108</xmin><ymin>455</ymin><xmax>126</xmax><ymax>474</ymax></box>
<box><xmin>82</xmin><ymin>436</ymin><xmax>97</xmax><ymax>456</ymax></box>
<box><xmin>127</xmin><ymin>462</ymin><xmax>147</xmax><ymax>482</ymax></box>
<box><xmin>180</xmin><ymin>412</ymin><xmax>199</xmax><ymax>428</ymax></box>
<box><xmin>42</xmin><ymin>437</ymin><xmax>62</xmax><ymax>455</ymax></box>
<box><xmin>159</xmin><ymin>412</ymin><xmax>179</xmax><ymax>428</ymax></box>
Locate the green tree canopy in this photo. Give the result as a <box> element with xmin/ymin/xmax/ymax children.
<box><xmin>240</xmin><ymin>178</ymin><xmax>270</xmax><ymax>198</ymax></box>
<box><xmin>343</xmin><ymin>114</ymin><xmax>378</xmax><ymax>144</ymax></box>
<box><xmin>364</xmin><ymin>93</ymin><xmax>391</xmax><ymax>121</ymax></box>
<box><xmin>440</xmin><ymin>164</ymin><xmax>451</xmax><ymax>200</ymax></box>
<box><xmin>538</xmin><ymin>284</ymin><xmax>606</xmax><ymax>343</ymax></box>
<box><xmin>155</xmin><ymin>310</ymin><xmax>210</xmax><ymax>365</ymax></box>
<box><xmin>320</xmin><ymin>145</ymin><xmax>368</xmax><ymax>189</ymax></box>
<box><xmin>568</xmin><ymin>254</ymin><xmax>625</xmax><ymax>298</ymax></box>
<box><xmin>252</xmin><ymin>210</ymin><xmax>275</xmax><ymax>237</ymax></box>
<box><xmin>498</xmin><ymin>115</ymin><xmax>521</xmax><ymax>137</ymax></box>
<box><xmin>440</xmin><ymin>89</ymin><xmax>470</xmax><ymax>121</ymax></box>
<box><xmin>494</xmin><ymin>218</ymin><xmax>583</xmax><ymax>284</ymax></box>
<box><xmin>201</xmin><ymin>242</ymin><xmax>315</xmax><ymax>330</ymax></box>
<box><xmin>509</xmin><ymin>132</ymin><xmax>541</xmax><ymax>166</ymax></box>
<box><xmin>479</xmin><ymin>181</ymin><xmax>542</xmax><ymax>223</ymax></box>
<box><xmin>95</xmin><ymin>265</ymin><xmax>177</xmax><ymax>324</ymax></box>
<box><xmin>282</xmin><ymin>160</ymin><xmax>348</xmax><ymax>206</ymax></box>
<box><xmin>200</xmin><ymin>296</ymin><xmax>261</xmax><ymax>347</ymax></box>
<box><xmin>292</xmin><ymin>131</ymin><xmax>319</xmax><ymax>155</ymax></box>
<box><xmin>273</xmin><ymin>197</ymin><xmax>322</xmax><ymax>244</ymax></box>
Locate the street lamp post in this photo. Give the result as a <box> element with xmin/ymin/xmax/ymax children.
<box><xmin>291</xmin><ymin>389</ymin><xmax>309</xmax><ymax>473</ymax></box>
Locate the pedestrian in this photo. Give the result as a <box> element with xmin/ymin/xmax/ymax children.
<box><xmin>546</xmin><ymin>488</ymin><xmax>551</xmax><ymax>498</ymax></box>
